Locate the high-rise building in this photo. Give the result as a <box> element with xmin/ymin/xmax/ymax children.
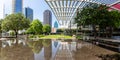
<box><xmin>54</xmin><ymin>21</ymin><xmax>58</xmax><ymax>28</ymax></box>
<box><xmin>0</xmin><ymin>3</ymin><xmax>5</xmax><ymax>19</ymax></box>
<box><xmin>43</xmin><ymin>10</ymin><xmax>52</xmax><ymax>27</ymax></box>
<box><xmin>24</xmin><ymin>7</ymin><xmax>33</xmax><ymax>21</ymax></box>
<box><xmin>12</xmin><ymin>0</ymin><xmax>23</xmax><ymax>13</ymax></box>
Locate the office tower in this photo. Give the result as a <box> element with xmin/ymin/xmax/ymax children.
<box><xmin>12</xmin><ymin>0</ymin><xmax>23</xmax><ymax>13</ymax></box>
<box><xmin>24</xmin><ymin>7</ymin><xmax>33</xmax><ymax>21</ymax></box>
<box><xmin>43</xmin><ymin>10</ymin><xmax>52</xmax><ymax>27</ymax></box>
<box><xmin>0</xmin><ymin>3</ymin><xmax>5</xmax><ymax>19</ymax></box>
<box><xmin>44</xmin><ymin>40</ymin><xmax>52</xmax><ymax>60</ymax></box>
<box><xmin>54</xmin><ymin>21</ymin><xmax>58</xmax><ymax>28</ymax></box>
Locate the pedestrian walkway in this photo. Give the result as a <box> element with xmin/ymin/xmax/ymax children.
<box><xmin>89</xmin><ymin>37</ymin><xmax>120</xmax><ymax>43</ymax></box>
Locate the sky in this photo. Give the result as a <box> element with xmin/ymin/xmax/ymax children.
<box><xmin>0</xmin><ymin>0</ymin><xmax>57</xmax><ymax>27</ymax></box>
<box><xmin>0</xmin><ymin>0</ymin><xmax>118</xmax><ymax>27</ymax></box>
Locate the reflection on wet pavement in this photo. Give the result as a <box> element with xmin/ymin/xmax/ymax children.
<box><xmin>0</xmin><ymin>38</ymin><xmax>119</xmax><ymax>60</ymax></box>
<box><xmin>0</xmin><ymin>40</ymin><xmax>2</xmax><ymax>60</ymax></box>
<box><xmin>1</xmin><ymin>39</ymin><xmax>34</xmax><ymax>60</ymax></box>
<box><xmin>54</xmin><ymin>42</ymin><xmax>74</xmax><ymax>60</ymax></box>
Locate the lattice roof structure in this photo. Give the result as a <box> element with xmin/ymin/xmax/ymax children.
<box><xmin>45</xmin><ymin>0</ymin><xmax>119</xmax><ymax>28</ymax></box>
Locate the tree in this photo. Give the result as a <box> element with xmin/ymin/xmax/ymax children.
<box><xmin>109</xmin><ymin>11</ymin><xmax>120</xmax><ymax>28</ymax></box>
<box><xmin>0</xmin><ymin>19</ymin><xmax>3</xmax><ymax>37</ymax></box>
<box><xmin>1</xmin><ymin>13</ymin><xmax>30</xmax><ymax>37</ymax></box>
<box><xmin>42</xmin><ymin>24</ymin><xmax>51</xmax><ymax>35</ymax></box>
<box><xmin>74</xmin><ymin>3</ymin><xmax>102</xmax><ymax>37</ymax></box>
<box><xmin>26</xmin><ymin>27</ymin><xmax>35</xmax><ymax>34</ymax></box>
<box><xmin>99</xmin><ymin>10</ymin><xmax>120</xmax><ymax>37</ymax></box>
<box><xmin>75</xmin><ymin>3</ymin><xmax>120</xmax><ymax>38</ymax></box>
<box><xmin>26</xmin><ymin>19</ymin><xmax>43</xmax><ymax>35</ymax></box>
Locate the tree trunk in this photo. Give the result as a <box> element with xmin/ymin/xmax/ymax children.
<box><xmin>108</xmin><ymin>26</ymin><xmax>113</xmax><ymax>38</ymax></box>
<box><xmin>106</xmin><ymin>26</ymin><xmax>113</xmax><ymax>38</ymax></box>
<box><xmin>0</xmin><ymin>32</ymin><xmax>1</xmax><ymax>38</ymax></box>
<box><xmin>92</xmin><ymin>25</ymin><xmax>97</xmax><ymax>38</ymax></box>
<box><xmin>15</xmin><ymin>30</ymin><xmax>18</xmax><ymax>38</ymax></box>
<box><xmin>106</xmin><ymin>27</ymin><xmax>108</xmax><ymax>38</ymax></box>
<box><xmin>15</xmin><ymin>38</ymin><xmax>18</xmax><ymax>45</ymax></box>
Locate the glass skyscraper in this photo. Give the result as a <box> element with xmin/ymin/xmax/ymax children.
<box><xmin>43</xmin><ymin>10</ymin><xmax>52</xmax><ymax>27</ymax></box>
<box><xmin>0</xmin><ymin>3</ymin><xmax>5</xmax><ymax>19</ymax></box>
<box><xmin>12</xmin><ymin>0</ymin><xmax>23</xmax><ymax>13</ymax></box>
<box><xmin>54</xmin><ymin>21</ymin><xmax>58</xmax><ymax>28</ymax></box>
<box><xmin>24</xmin><ymin>7</ymin><xmax>33</xmax><ymax>21</ymax></box>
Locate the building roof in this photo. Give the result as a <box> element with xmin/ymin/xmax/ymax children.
<box><xmin>45</xmin><ymin>0</ymin><xmax>119</xmax><ymax>28</ymax></box>
<box><xmin>45</xmin><ymin>0</ymin><xmax>118</xmax><ymax>21</ymax></box>
<box><xmin>109</xmin><ymin>1</ymin><xmax>120</xmax><ymax>11</ymax></box>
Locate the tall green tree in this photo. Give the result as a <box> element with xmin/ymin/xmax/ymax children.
<box><xmin>43</xmin><ymin>24</ymin><xmax>51</xmax><ymax>35</ymax></box>
<box><xmin>0</xmin><ymin>19</ymin><xmax>3</xmax><ymax>37</ymax></box>
<box><xmin>109</xmin><ymin>11</ymin><xmax>120</xmax><ymax>28</ymax></box>
<box><xmin>74</xmin><ymin>3</ymin><xmax>101</xmax><ymax>25</ymax></box>
<box><xmin>75</xmin><ymin>3</ymin><xmax>120</xmax><ymax>38</ymax></box>
<box><xmin>74</xmin><ymin>3</ymin><xmax>102</xmax><ymax>37</ymax></box>
<box><xmin>1</xmin><ymin>13</ymin><xmax>30</xmax><ymax>37</ymax></box>
<box><xmin>99</xmin><ymin>10</ymin><xmax>120</xmax><ymax>37</ymax></box>
<box><xmin>26</xmin><ymin>19</ymin><xmax>43</xmax><ymax>34</ymax></box>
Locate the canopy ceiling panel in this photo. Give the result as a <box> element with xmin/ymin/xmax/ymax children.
<box><xmin>45</xmin><ymin>0</ymin><xmax>118</xmax><ymax>23</ymax></box>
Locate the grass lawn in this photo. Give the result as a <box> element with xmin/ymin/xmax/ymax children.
<box><xmin>29</xmin><ymin>34</ymin><xmax>83</xmax><ymax>40</ymax></box>
<box><xmin>40</xmin><ymin>35</ymin><xmax>72</xmax><ymax>39</ymax></box>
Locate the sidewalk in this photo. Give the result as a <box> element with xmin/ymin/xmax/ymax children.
<box><xmin>89</xmin><ymin>37</ymin><xmax>120</xmax><ymax>43</ymax></box>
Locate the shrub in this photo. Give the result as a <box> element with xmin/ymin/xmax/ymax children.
<box><xmin>10</xmin><ymin>31</ymin><xmax>15</xmax><ymax>36</ymax></box>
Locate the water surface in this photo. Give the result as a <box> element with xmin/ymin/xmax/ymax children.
<box><xmin>0</xmin><ymin>38</ymin><xmax>119</xmax><ymax>60</ymax></box>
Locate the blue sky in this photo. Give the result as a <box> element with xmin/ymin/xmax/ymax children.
<box><xmin>0</xmin><ymin>0</ymin><xmax>118</xmax><ymax>27</ymax></box>
<box><xmin>0</xmin><ymin>0</ymin><xmax>57</xmax><ymax>27</ymax></box>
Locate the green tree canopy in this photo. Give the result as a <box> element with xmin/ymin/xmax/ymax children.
<box><xmin>0</xmin><ymin>19</ymin><xmax>3</xmax><ymax>32</ymax></box>
<box><xmin>0</xmin><ymin>19</ymin><xmax>3</xmax><ymax>37</ymax></box>
<box><xmin>43</xmin><ymin>24</ymin><xmax>51</xmax><ymax>34</ymax></box>
<box><xmin>109</xmin><ymin>11</ymin><xmax>120</xmax><ymax>28</ymax></box>
<box><xmin>1</xmin><ymin>13</ymin><xmax>30</xmax><ymax>37</ymax></box>
<box><xmin>74</xmin><ymin>3</ymin><xmax>105</xmax><ymax>26</ymax></box>
<box><xmin>74</xmin><ymin>3</ymin><xmax>120</xmax><ymax>37</ymax></box>
<box><xmin>26</xmin><ymin>19</ymin><xmax>43</xmax><ymax>34</ymax></box>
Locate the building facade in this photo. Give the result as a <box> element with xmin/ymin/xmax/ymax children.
<box><xmin>108</xmin><ymin>2</ymin><xmax>120</xmax><ymax>11</ymax></box>
<box><xmin>43</xmin><ymin>10</ymin><xmax>52</xmax><ymax>27</ymax></box>
<box><xmin>0</xmin><ymin>4</ymin><xmax>5</xmax><ymax>19</ymax></box>
<box><xmin>12</xmin><ymin>0</ymin><xmax>23</xmax><ymax>13</ymax></box>
<box><xmin>24</xmin><ymin>7</ymin><xmax>33</xmax><ymax>21</ymax></box>
<box><xmin>54</xmin><ymin>21</ymin><xmax>58</xmax><ymax>28</ymax></box>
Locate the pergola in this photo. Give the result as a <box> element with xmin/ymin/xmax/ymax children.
<box><xmin>45</xmin><ymin>0</ymin><xmax>119</xmax><ymax>28</ymax></box>
<box><xmin>109</xmin><ymin>0</ymin><xmax>120</xmax><ymax>6</ymax></box>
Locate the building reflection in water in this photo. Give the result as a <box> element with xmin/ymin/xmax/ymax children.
<box><xmin>54</xmin><ymin>40</ymin><xmax>58</xmax><ymax>48</ymax></box>
<box><xmin>28</xmin><ymin>39</ymin><xmax>53</xmax><ymax>60</ymax></box>
<box><xmin>0</xmin><ymin>40</ymin><xmax>2</xmax><ymax>60</ymax></box>
<box><xmin>68</xmin><ymin>41</ymin><xmax>77</xmax><ymax>52</ymax></box>
<box><xmin>43</xmin><ymin>39</ymin><xmax>52</xmax><ymax>60</ymax></box>
<box><xmin>54</xmin><ymin>41</ymin><xmax>117</xmax><ymax>60</ymax></box>
<box><xmin>72</xmin><ymin>41</ymin><xmax>117</xmax><ymax>60</ymax></box>
<box><xmin>118</xmin><ymin>45</ymin><xmax>120</xmax><ymax>52</ymax></box>
<box><xmin>53</xmin><ymin>41</ymin><xmax>77</xmax><ymax>60</ymax></box>
<box><xmin>1</xmin><ymin>38</ymin><xmax>34</xmax><ymax>60</ymax></box>
<box><xmin>0</xmin><ymin>38</ymin><xmax>117</xmax><ymax>60</ymax></box>
<box><xmin>27</xmin><ymin>40</ymin><xmax>43</xmax><ymax>54</ymax></box>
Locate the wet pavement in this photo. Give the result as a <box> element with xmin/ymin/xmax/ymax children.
<box><xmin>0</xmin><ymin>38</ymin><xmax>119</xmax><ymax>60</ymax></box>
